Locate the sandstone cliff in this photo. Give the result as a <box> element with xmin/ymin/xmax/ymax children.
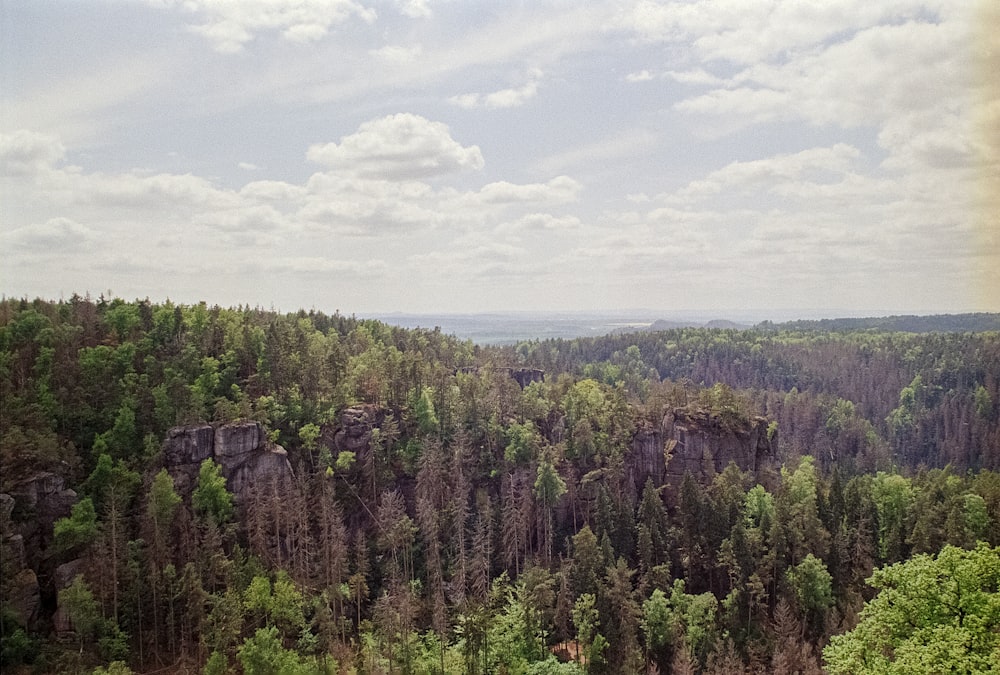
<box><xmin>628</xmin><ymin>407</ymin><xmax>776</xmax><ymax>504</ymax></box>
<box><xmin>162</xmin><ymin>421</ymin><xmax>293</xmax><ymax>500</ymax></box>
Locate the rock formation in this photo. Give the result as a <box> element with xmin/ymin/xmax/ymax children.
<box><xmin>162</xmin><ymin>421</ymin><xmax>293</xmax><ymax>500</ymax></box>
<box><xmin>627</xmin><ymin>407</ymin><xmax>776</xmax><ymax>504</ymax></box>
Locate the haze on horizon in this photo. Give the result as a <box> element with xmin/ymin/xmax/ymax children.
<box><xmin>2</xmin><ymin>1</ymin><xmax>998</xmax><ymax>317</ymax></box>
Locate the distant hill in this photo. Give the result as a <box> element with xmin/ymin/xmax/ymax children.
<box><xmin>613</xmin><ymin>318</ymin><xmax>752</xmax><ymax>334</ymax></box>
<box><xmin>761</xmin><ymin>313</ymin><xmax>1000</xmax><ymax>333</ymax></box>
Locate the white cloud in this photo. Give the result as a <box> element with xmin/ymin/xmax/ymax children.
<box><xmin>625</xmin><ymin>70</ymin><xmax>654</xmax><ymax>82</ymax></box>
<box><xmin>370</xmin><ymin>44</ymin><xmax>424</xmax><ymax>63</ymax></box>
<box><xmin>0</xmin><ymin>131</ymin><xmax>65</xmax><ymax>176</ymax></box>
<box><xmin>671</xmin><ymin>144</ymin><xmax>863</xmax><ymax>202</ymax></box>
<box><xmin>618</xmin><ymin>0</ymin><xmax>946</xmax><ymax>64</ymax></box>
<box><xmin>238</xmin><ymin>162</ymin><xmax>261</xmax><ymax>171</ymax></box>
<box><xmin>449</xmin><ymin>69</ymin><xmax>544</xmax><ymax>109</ymax></box>
<box><xmin>534</xmin><ymin>129</ymin><xmax>659</xmax><ymax>176</ymax></box>
<box><xmin>395</xmin><ymin>0</ymin><xmax>431</xmax><ymax>19</ymax></box>
<box><xmin>3</xmin><ymin>217</ymin><xmax>97</xmax><ymax>252</ymax></box>
<box><xmin>150</xmin><ymin>0</ymin><xmax>377</xmax><ymax>53</ymax></box>
<box><xmin>306</xmin><ymin>113</ymin><xmax>484</xmax><ymax>180</ymax></box>
<box><xmin>474</xmin><ymin>176</ymin><xmax>581</xmax><ymax>205</ymax></box>
<box><xmin>499</xmin><ymin>213</ymin><xmax>581</xmax><ymax>232</ymax></box>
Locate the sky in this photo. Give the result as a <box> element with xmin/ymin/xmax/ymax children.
<box><xmin>1</xmin><ymin>0</ymin><xmax>998</xmax><ymax>317</ymax></box>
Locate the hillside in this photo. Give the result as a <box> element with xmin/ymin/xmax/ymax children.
<box><xmin>2</xmin><ymin>296</ymin><xmax>999</xmax><ymax>674</ymax></box>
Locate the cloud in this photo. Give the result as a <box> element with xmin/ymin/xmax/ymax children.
<box><xmin>238</xmin><ymin>162</ymin><xmax>261</xmax><ymax>171</ymax></box>
<box><xmin>150</xmin><ymin>0</ymin><xmax>377</xmax><ymax>53</ymax></box>
<box><xmin>0</xmin><ymin>131</ymin><xmax>66</xmax><ymax>176</ymax></box>
<box><xmin>306</xmin><ymin>113</ymin><xmax>484</xmax><ymax>180</ymax></box>
<box><xmin>264</xmin><ymin>256</ymin><xmax>383</xmax><ymax>275</ymax></box>
<box><xmin>3</xmin><ymin>217</ymin><xmax>97</xmax><ymax>252</ymax></box>
<box><xmin>625</xmin><ymin>70</ymin><xmax>654</xmax><ymax>82</ymax></box>
<box><xmin>497</xmin><ymin>213</ymin><xmax>581</xmax><ymax>233</ymax></box>
<box><xmin>395</xmin><ymin>0</ymin><xmax>431</xmax><ymax>19</ymax></box>
<box><xmin>671</xmin><ymin>144</ymin><xmax>863</xmax><ymax>202</ymax></box>
<box><xmin>534</xmin><ymin>128</ymin><xmax>659</xmax><ymax>176</ymax></box>
<box><xmin>618</xmin><ymin>0</ymin><xmax>943</xmax><ymax>63</ymax></box>
<box><xmin>370</xmin><ymin>44</ymin><xmax>424</xmax><ymax>63</ymax></box>
<box><xmin>449</xmin><ymin>69</ymin><xmax>544</xmax><ymax>109</ymax></box>
<box><xmin>474</xmin><ymin>176</ymin><xmax>581</xmax><ymax>205</ymax></box>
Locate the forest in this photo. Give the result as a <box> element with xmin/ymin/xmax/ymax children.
<box><xmin>1</xmin><ymin>295</ymin><xmax>999</xmax><ymax>674</ymax></box>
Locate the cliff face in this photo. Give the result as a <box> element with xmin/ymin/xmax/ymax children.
<box><xmin>162</xmin><ymin>421</ymin><xmax>293</xmax><ymax>500</ymax></box>
<box><xmin>628</xmin><ymin>407</ymin><xmax>776</xmax><ymax>502</ymax></box>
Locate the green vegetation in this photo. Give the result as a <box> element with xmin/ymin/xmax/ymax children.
<box><xmin>1</xmin><ymin>295</ymin><xmax>999</xmax><ymax>673</ymax></box>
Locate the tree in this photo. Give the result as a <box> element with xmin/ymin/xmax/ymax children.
<box><xmin>59</xmin><ymin>575</ymin><xmax>101</xmax><ymax>655</ymax></box>
<box><xmin>823</xmin><ymin>542</ymin><xmax>1000</xmax><ymax>674</ymax></box>
<box><xmin>238</xmin><ymin>626</ymin><xmax>320</xmax><ymax>675</ymax></box>
<box><xmin>53</xmin><ymin>497</ymin><xmax>98</xmax><ymax>553</ymax></box>
<box><xmin>785</xmin><ymin>553</ymin><xmax>833</xmax><ymax>637</ymax></box>
<box><xmin>192</xmin><ymin>459</ymin><xmax>233</xmax><ymax>525</ymax></box>
<box><xmin>571</xmin><ymin>593</ymin><xmax>607</xmax><ymax>674</ymax></box>
<box><xmin>534</xmin><ymin>453</ymin><xmax>566</xmax><ymax>564</ymax></box>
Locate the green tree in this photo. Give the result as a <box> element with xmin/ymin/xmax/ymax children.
<box><xmin>59</xmin><ymin>575</ymin><xmax>101</xmax><ymax>654</ymax></box>
<box><xmin>534</xmin><ymin>453</ymin><xmax>567</xmax><ymax>564</ymax></box>
<box><xmin>238</xmin><ymin>626</ymin><xmax>320</xmax><ymax>675</ymax></box>
<box><xmin>785</xmin><ymin>553</ymin><xmax>833</xmax><ymax>637</ymax></box>
<box><xmin>192</xmin><ymin>459</ymin><xmax>234</xmax><ymax>525</ymax></box>
<box><xmin>824</xmin><ymin>542</ymin><xmax>1000</xmax><ymax>674</ymax></box>
<box><xmin>571</xmin><ymin>593</ymin><xmax>606</xmax><ymax>674</ymax></box>
<box><xmin>53</xmin><ymin>497</ymin><xmax>98</xmax><ymax>553</ymax></box>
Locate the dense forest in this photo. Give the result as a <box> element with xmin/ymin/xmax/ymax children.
<box><xmin>2</xmin><ymin>296</ymin><xmax>999</xmax><ymax>674</ymax></box>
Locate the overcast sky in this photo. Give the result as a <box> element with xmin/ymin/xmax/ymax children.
<box><xmin>1</xmin><ymin>0</ymin><xmax>997</xmax><ymax>317</ymax></box>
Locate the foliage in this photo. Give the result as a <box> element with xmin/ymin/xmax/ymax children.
<box><xmin>192</xmin><ymin>459</ymin><xmax>233</xmax><ymax>525</ymax></box>
<box><xmin>824</xmin><ymin>543</ymin><xmax>1000</xmax><ymax>674</ymax></box>
<box><xmin>2</xmin><ymin>297</ymin><xmax>1000</xmax><ymax>673</ymax></box>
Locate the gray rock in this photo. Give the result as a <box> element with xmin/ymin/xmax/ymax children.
<box><xmin>215</xmin><ymin>422</ymin><xmax>263</xmax><ymax>459</ymax></box>
<box><xmin>7</xmin><ymin>568</ymin><xmax>40</xmax><ymax>628</ymax></box>
<box><xmin>227</xmin><ymin>445</ymin><xmax>294</xmax><ymax>498</ymax></box>
<box><xmin>163</xmin><ymin>424</ymin><xmax>215</xmax><ymax>466</ymax></box>
<box><xmin>54</xmin><ymin>558</ymin><xmax>88</xmax><ymax>591</ymax></box>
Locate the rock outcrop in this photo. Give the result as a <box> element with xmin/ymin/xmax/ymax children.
<box><xmin>162</xmin><ymin>421</ymin><xmax>293</xmax><ymax>500</ymax></box>
<box><xmin>1</xmin><ymin>491</ymin><xmax>41</xmax><ymax>628</ymax></box>
<box><xmin>627</xmin><ymin>407</ymin><xmax>776</xmax><ymax>504</ymax></box>
<box><xmin>6</xmin><ymin>473</ymin><xmax>76</xmax><ymax>569</ymax></box>
<box><xmin>332</xmin><ymin>405</ymin><xmax>386</xmax><ymax>455</ymax></box>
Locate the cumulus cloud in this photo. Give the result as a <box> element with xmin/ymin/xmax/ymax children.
<box><xmin>0</xmin><ymin>130</ymin><xmax>66</xmax><ymax>176</ymax></box>
<box><xmin>150</xmin><ymin>0</ymin><xmax>376</xmax><ymax>53</ymax></box>
<box><xmin>3</xmin><ymin>218</ymin><xmax>97</xmax><ymax>252</ymax></box>
<box><xmin>671</xmin><ymin>144</ymin><xmax>863</xmax><ymax>201</ymax></box>
<box><xmin>307</xmin><ymin>113</ymin><xmax>484</xmax><ymax>180</ymax></box>
<box><xmin>449</xmin><ymin>69</ymin><xmax>543</xmax><ymax>109</ymax></box>
<box><xmin>474</xmin><ymin>176</ymin><xmax>581</xmax><ymax>205</ymax></box>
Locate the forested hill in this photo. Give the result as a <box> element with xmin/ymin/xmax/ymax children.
<box><xmin>2</xmin><ymin>296</ymin><xmax>999</xmax><ymax>674</ymax></box>
<box><xmin>761</xmin><ymin>312</ymin><xmax>1000</xmax><ymax>333</ymax></box>
<box><xmin>514</xmin><ymin>325</ymin><xmax>1000</xmax><ymax>470</ymax></box>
